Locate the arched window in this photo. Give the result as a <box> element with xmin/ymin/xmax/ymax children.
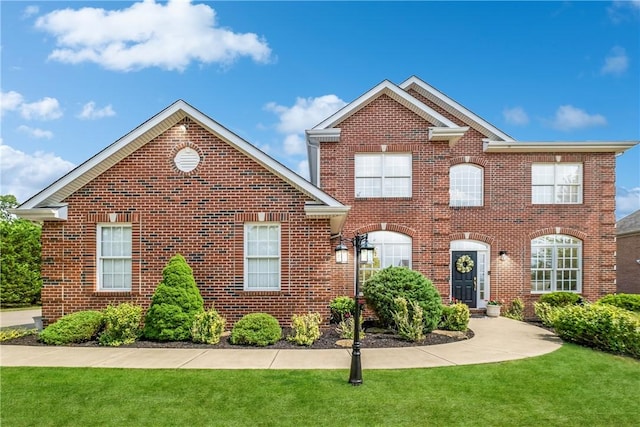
<box><xmin>360</xmin><ymin>231</ymin><xmax>412</xmax><ymax>283</ymax></box>
<box><xmin>531</xmin><ymin>234</ymin><xmax>582</xmax><ymax>293</ymax></box>
<box><xmin>450</xmin><ymin>164</ymin><xmax>483</xmax><ymax>207</ymax></box>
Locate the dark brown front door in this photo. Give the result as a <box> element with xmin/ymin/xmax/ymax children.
<box><xmin>452</xmin><ymin>251</ymin><xmax>477</xmax><ymax>308</ymax></box>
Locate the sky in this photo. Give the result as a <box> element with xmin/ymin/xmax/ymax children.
<box><xmin>1</xmin><ymin>0</ymin><xmax>639</xmax><ymax>219</ymax></box>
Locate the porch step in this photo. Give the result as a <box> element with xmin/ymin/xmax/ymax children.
<box><xmin>469</xmin><ymin>308</ymin><xmax>487</xmax><ymax>318</ymax></box>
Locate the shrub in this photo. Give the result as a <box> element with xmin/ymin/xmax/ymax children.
<box><xmin>39</xmin><ymin>310</ymin><xmax>104</xmax><ymax>345</ymax></box>
<box><xmin>363</xmin><ymin>267</ymin><xmax>442</xmax><ymax>332</ymax></box>
<box><xmin>597</xmin><ymin>293</ymin><xmax>640</xmax><ymax>313</ymax></box>
<box><xmin>230</xmin><ymin>313</ymin><xmax>282</xmax><ymax>347</ymax></box>
<box><xmin>439</xmin><ymin>302</ymin><xmax>470</xmax><ymax>331</ymax></box>
<box><xmin>329</xmin><ymin>296</ymin><xmax>355</xmax><ymax>323</ymax></box>
<box><xmin>99</xmin><ymin>303</ymin><xmax>142</xmax><ymax>346</ymax></box>
<box><xmin>552</xmin><ymin>303</ymin><xmax>640</xmax><ymax>359</ymax></box>
<box><xmin>0</xmin><ymin>328</ymin><xmax>36</xmax><ymax>342</ymax></box>
<box><xmin>143</xmin><ymin>254</ymin><xmax>204</xmax><ymax>341</ymax></box>
<box><xmin>287</xmin><ymin>312</ymin><xmax>322</xmax><ymax>346</ymax></box>
<box><xmin>191</xmin><ymin>307</ymin><xmax>226</xmax><ymax>345</ymax></box>
<box><xmin>538</xmin><ymin>292</ymin><xmax>582</xmax><ymax>307</ymax></box>
<box><xmin>503</xmin><ymin>298</ymin><xmax>525</xmax><ymax>321</ymax></box>
<box><xmin>534</xmin><ymin>302</ymin><xmax>560</xmax><ymax>327</ymax></box>
<box><xmin>335</xmin><ymin>315</ymin><xmax>365</xmax><ymax>340</ymax></box>
<box><xmin>392</xmin><ymin>297</ymin><xmax>425</xmax><ymax>342</ymax></box>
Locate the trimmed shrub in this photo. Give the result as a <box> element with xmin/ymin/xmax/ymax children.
<box><xmin>143</xmin><ymin>254</ymin><xmax>204</xmax><ymax>341</ymax></box>
<box><xmin>191</xmin><ymin>307</ymin><xmax>226</xmax><ymax>345</ymax></box>
<box><xmin>440</xmin><ymin>302</ymin><xmax>470</xmax><ymax>331</ymax></box>
<box><xmin>392</xmin><ymin>297</ymin><xmax>425</xmax><ymax>342</ymax></box>
<box><xmin>99</xmin><ymin>303</ymin><xmax>142</xmax><ymax>346</ymax></box>
<box><xmin>39</xmin><ymin>310</ymin><xmax>104</xmax><ymax>345</ymax></box>
<box><xmin>287</xmin><ymin>312</ymin><xmax>322</xmax><ymax>346</ymax></box>
<box><xmin>230</xmin><ymin>313</ymin><xmax>282</xmax><ymax>347</ymax></box>
<box><xmin>538</xmin><ymin>292</ymin><xmax>582</xmax><ymax>307</ymax></box>
<box><xmin>597</xmin><ymin>293</ymin><xmax>640</xmax><ymax>313</ymax></box>
<box><xmin>363</xmin><ymin>266</ymin><xmax>443</xmax><ymax>332</ymax></box>
<box><xmin>552</xmin><ymin>303</ymin><xmax>640</xmax><ymax>359</ymax></box>
<box><xmin>534</xmin><ymin>302</ymin><xmax>560</xmax><ymax>327</ymax></box>
<box><xmin>329</xmin><ymin>296</ymin><xmax>355</xmax><ymax>323</ymax></box>
<box><xmin>503</xmin><ymin>298</ymin><xmax>525</xmax><ymax>321</ymax></box>
<box><xmin>0</xmin><ymin>328</ymin><xmax>36</xmax><ymax>342</ymax></box>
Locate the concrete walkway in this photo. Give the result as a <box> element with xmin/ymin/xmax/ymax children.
<box><xmin>0</xmin><ymin>308</ymin><xmax>41</xmax><ymax>329</ymax></box>
<box><xmin>0</xmin><ymin>316</ymin><xmax>562</xmax><ymax>370</ymax></box>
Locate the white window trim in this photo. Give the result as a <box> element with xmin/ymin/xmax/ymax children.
<box><xmin>530</xmin><ymin>235</ymin><xmax>582</xmax><ymax>294</ymax></box>
<box><xmin>96</xmin><ymin>223</ymin><xmax>132</xmax><ymax>291</ymax></box>
<box><xmin>244</xmin><ymin>222</ymin><xmax>281</xmax><ymax>291</ymax></box>
<box><xmin>355</xmin><ymin>153</ymin><xmax>412</xmax><ymax>198</ymax></box>
<box><xmin>450</xmin><ymin>164</ymin><xmax>484</xmax><ymax>207</ymax></box>
<box><xmin>532</xmin><ymin>163</ymin><xmax>583</xmax><ymax>205</ymax></box>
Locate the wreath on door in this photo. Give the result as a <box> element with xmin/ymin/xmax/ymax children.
<box><xmin>456</xmin><ymin>255</ymin><xmax>474</xmax><ymax>274</ymax></box>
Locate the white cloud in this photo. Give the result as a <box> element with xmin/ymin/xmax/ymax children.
<box><xmin>609</xmin><ymin>1</ymin><xmax>640</xmax><ymax>22</ymax></box>
<box><xmin>265</xmin><ymin>94</ymin><xmax>346</xmax><ymax>155</ymax></box>
<box><xmin>617</xmin><ymin>187</ymin><xmax>640</xmax><ymax>220</ymax></box>
<box><xmin>296</xmin><ymin>160</ymin><xmax>310</xmax><ymax>180</ymax></box>
<box><xmin>503</xmin><ymin>106</ymin><xmax>529</xmax><ymax>126</ymax></box>
<box><xmin>1</xmin><ymin>91</ymin><xmax>24</xmax><ymax>115</ymax></box>
<box><xmin>17</xmin><ymin>125</ymin><xmax>54</xmax><ymax>139</ymax></box>
<box><xmin>0</xmin><ymin>141</ymin><xmax>75</xmax><ymax>203</ymax></box>
<box><xmin>78</xmin><ymin>101</ymin><xmax>116</xmax><ymax>120</ymax></box>
<box><xmin>550</xmin><ymin>105</ymin><xmax>607</xmax><ymax>131</ymax></box>
<box><xmin>22</xmin><ymin>5</ymin><xmax>39</xmax><ymax>19</ymax></box>
<box><xmin>601</xmin><ymin>46</ymin><xmax>629</xmax><ymax>76</ymax></box>
<box><xmin>20</xmin><ymin>97</ymin><xmax>63</xmax><ymax>120</ymax></box>
<box><xmin>34</xmin><ymin>0</ymin><xmax>272</xmax><ymax>72</ymax></box>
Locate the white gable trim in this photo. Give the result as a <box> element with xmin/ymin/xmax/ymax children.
<box><xmin>17</xmin><ymin>100</ymin><xmax>347</xmax><ymax>215</ymax></box>
<box><xmin>483</xmin><ymin>140</ymin><xmax>638</xmax><ymax>154</ymax></box>
<box><xmin>313</xmin><ymin>80</ymin><xmax>460</xmax><ymax>130</ymax></box>
<box><xmin>400</xmin><ymin>76</ymin><xmax>515</xmax><ymax>142</ymax></box>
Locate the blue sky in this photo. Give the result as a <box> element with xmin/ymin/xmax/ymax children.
<box><xmin>1</xmin><ymin>1</ymin><xmax>639</xmax><ymax>219</ymax></box>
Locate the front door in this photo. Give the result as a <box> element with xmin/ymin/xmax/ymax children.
<box><xmin>452</xmin><ymin>251</ymin><xmax>477</xmax><ymax>308</ymax></box>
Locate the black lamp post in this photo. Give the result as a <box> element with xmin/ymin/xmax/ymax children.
<box><xmin>335</xmin><ymin>233</ymin><xmax>374</xmax><ymax>386</ymax></box>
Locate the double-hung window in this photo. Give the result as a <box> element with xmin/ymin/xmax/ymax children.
<box><xmin>531</xmin><ymin>234</ymin><xmax>582</xmax><ymax>293</ymax></box>
<box><xmin>450</xmin><ymin>164</ymin><xmax>483</xmax><ymax>206</ymax></box>
<box><xmin>97</xmin><ymin>224</ymin><xmax>132</xmax><ymax>291</ymax></box>
<box><xmin>355</xmin><ymin>153</ymin><xmax>411</xmax><ymax>198</ymax></box>
<box><xmin>532</xmin><ymin>163</ymin><xmax>582</xmax><ymax>204</ymax></box>
<box><xmin>245</xmin><ymin>223</ymin><xmax>281</xmax><ymax>291</ymax></box>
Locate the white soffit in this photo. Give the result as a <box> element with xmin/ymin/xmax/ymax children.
<box><xmin>483</xmin><ymin>140</ymin><xmax>639</xmax><ymax>154</ymax></box>
<box><xmin>312</xmin><ymin>80</ymin><xmax>460</xmax><ymax>130</ymax></box>
<box><xmin>400</xmin><ymin>76</ymin><xmax>515</xmax><ymax>142</ymax></box>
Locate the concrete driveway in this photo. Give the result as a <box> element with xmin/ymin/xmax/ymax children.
<box><xmin>0</xmin><ymin>308</ymin><xmax>41</xmax><ymax>329</ymax></box>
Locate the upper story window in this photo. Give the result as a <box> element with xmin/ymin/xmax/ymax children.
<box><xmin>532</xmin><ymin>163</ymin><xmax>583</xmax><ymax>204</ymax></box>
<box><xmin>244</xmin><ymin>223</ymin><xmax>280</xmax><ymax>291</ymax></box>
<box><xmin>360</xmin><ymin>231</ymin><xmax>412</xmax><ymax>283</ymax></box>
<box><xmin>97</xmin><ymin>224</ymin><xmax>132</xmax><ymax>291</ymax></box>
<box><xmin>450</xmin><ymin>164</ymin><xmax>483</xmax><ymax>207</ymax></box>
<box><xmin>355</xmin><ymin>153</ymin><xmax>411</xmax><ymax>198</ymax></box>
<box><xmin>531</xmin><ymin>234</ymin><xmax>582</xmax><ymax>293</ymax></box>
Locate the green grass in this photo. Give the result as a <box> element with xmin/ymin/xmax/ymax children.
<box><xmin>1</xmin><ymin>344</ymin><xmax>638</xmax><ymax>426</ymax></box>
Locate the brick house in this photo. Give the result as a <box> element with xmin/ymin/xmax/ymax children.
<box><xmin>13</xmin><ymin>76</ymin><xmax>637</xmax><ymax>325</ymax></box>
<box><xmin>616</xmin><ymin>210</ymin><xmax>640</xmax><ymax>294</ymax></box>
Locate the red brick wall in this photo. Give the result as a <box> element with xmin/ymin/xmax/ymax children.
<box><xmin>40</xmin><ymin>119</ymin><xmax>341</xmax><ymax>327</ymax></box>
<box><xmin>319</xmin><ymin>92</ymin><xmax>618</xmax><ymax>316</ymax></box>
<box><xmin>617</xmin><ymin>232</ymin><xmax>640</xmax><ymax>294</ymax></box>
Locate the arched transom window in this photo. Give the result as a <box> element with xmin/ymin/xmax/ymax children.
<box><xmin>360</xmin><ymin>231</ymin><xmax>412</xmax><ymax>283</ymax></box>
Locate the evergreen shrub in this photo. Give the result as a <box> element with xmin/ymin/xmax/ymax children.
<box><xmin>39</xmin><ymin>310</ymin><xmax>104</xmax><ymax>345</ymax></box>
<box><xmin>596</xmin><ymin>293</ymin><xmax>640</xmax><ymax>313</ymax></box>
<box><xmin>538</xmin><ymin>292</ymin><xmax>582</xmax><ymax>307</ymax></box>
<box><xmin>99</xmin><ymin>303</ymin><xmax>142</xmax><ymax>346</ymax></box>
<box><xmin>191</xmin><ymin>307</ymin><xmax>226</xmax><ymax>345</ymax></box>
<box><xmin>440</xmin><ymin>302</ymin><xmax>470</xmax><ymax>331</ymax></box>
<box><xmin>287</xmin><ymin>312</ymin><xmax>322</xmax><ymax>346</ymax></box>
<box><xmin>230</xmin><ymin>313</ymin><xmax>282</xmax><ymax>347</ymax></box>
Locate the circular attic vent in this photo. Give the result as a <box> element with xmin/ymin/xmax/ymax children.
<box><xmin>174</xmin><ymin>146</ymin><xmax>200</xmax><ymax>173</ymax></box>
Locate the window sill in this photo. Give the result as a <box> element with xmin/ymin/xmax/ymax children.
<box><xmin>93</xmin><ymin>290</ymin><xmax>135</xmax><ymax>297</ymax></box>
<box><xmin>240</xmin><ymin>290</ymin><xmax>285</xmax><ymax>296</ymax></box>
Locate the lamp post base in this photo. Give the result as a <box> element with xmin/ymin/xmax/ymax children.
<box><xmin>348</xmin><ymin>343</ymin><xmax>363</xmax><ymax>385</ymax></box>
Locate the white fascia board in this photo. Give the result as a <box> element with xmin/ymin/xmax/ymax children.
<box><xmin>313</xmin><ymin>80</ymin><xmax>459</xmax><ymax>130</ymax></box>
<box><xmin>305</xmin><ymin>129</ymin><xmax>341</xmax><ymax>187</ymax></box>
<box><xmin>9</xmin><ymin>205</ymin><xmax>68</xmax><ymax>222</ymax></box>
<box><xmin>306</xmin><ymin>128</ymin><xmax>341</xmax><ymax>142</ymax></box>
<box><xmin>400</xmin><ymin>76</ymin><xmax>515</xmax><ymax>142</ymax></box>
<box><xmin>483</xmin><ymin>140</ymin><xmax>639</xmax><ymax>154</ymax></box>
<box><xmin>304</xmin><ymin>203</ymin><xmax>351</xmax><ymax>234</ymax></box>
<box><xmin>428</xmin><ymin>127</ymin><xmax>470</xmax><ymax>147</ymax></box>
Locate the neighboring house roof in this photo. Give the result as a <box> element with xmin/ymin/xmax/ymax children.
<box><xmin>617</xmin><ymin>209</ymin><xmax>640</xmax><ymax>236</ymax></box>
<box><xmin>12</xmin><ymin>100</ymin><xmax>350</xmax><ymax>233</ymax></box>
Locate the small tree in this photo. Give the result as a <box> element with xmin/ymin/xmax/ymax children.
<box><xmin>143</xmin><ymin>254</ymin><xmax>204</xmax><ymax>341</ymax></box>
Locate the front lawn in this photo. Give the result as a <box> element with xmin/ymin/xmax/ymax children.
<box><xmin>1</xmin><ymin>344</ymin><xmax>638</xmax><ymax>426</ymax></box>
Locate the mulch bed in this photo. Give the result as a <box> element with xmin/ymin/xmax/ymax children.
<box><xmin>1</xmin><ymin>327</ymin><xmax>474</xmax><ymax>350</ymax></box>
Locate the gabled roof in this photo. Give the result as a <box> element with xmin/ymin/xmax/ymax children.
<box><xmin>617</xmin><ymin>209</ymin><xmax>640</xmax><ymax>236</ymax></box>
<box><xmin>399</xmin><ymin>76</ymin><xmax>515</xmax><ymax>141</ymax></box>
<box><xmin>13</xmin><ymin>100</ymin><xmax>349</xmax><ymax>232</ymax></box>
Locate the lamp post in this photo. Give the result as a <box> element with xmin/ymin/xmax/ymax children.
<box><xmin>335</xmin><ymin>233</ymin><xmax>374</xmax><ymax>386</ymax></box>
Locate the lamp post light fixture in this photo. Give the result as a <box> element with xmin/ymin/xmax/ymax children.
<box><xmin>335</xmin><ymin>233</ymin><xmax>375</xmax><ymax>386</ymax></box>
